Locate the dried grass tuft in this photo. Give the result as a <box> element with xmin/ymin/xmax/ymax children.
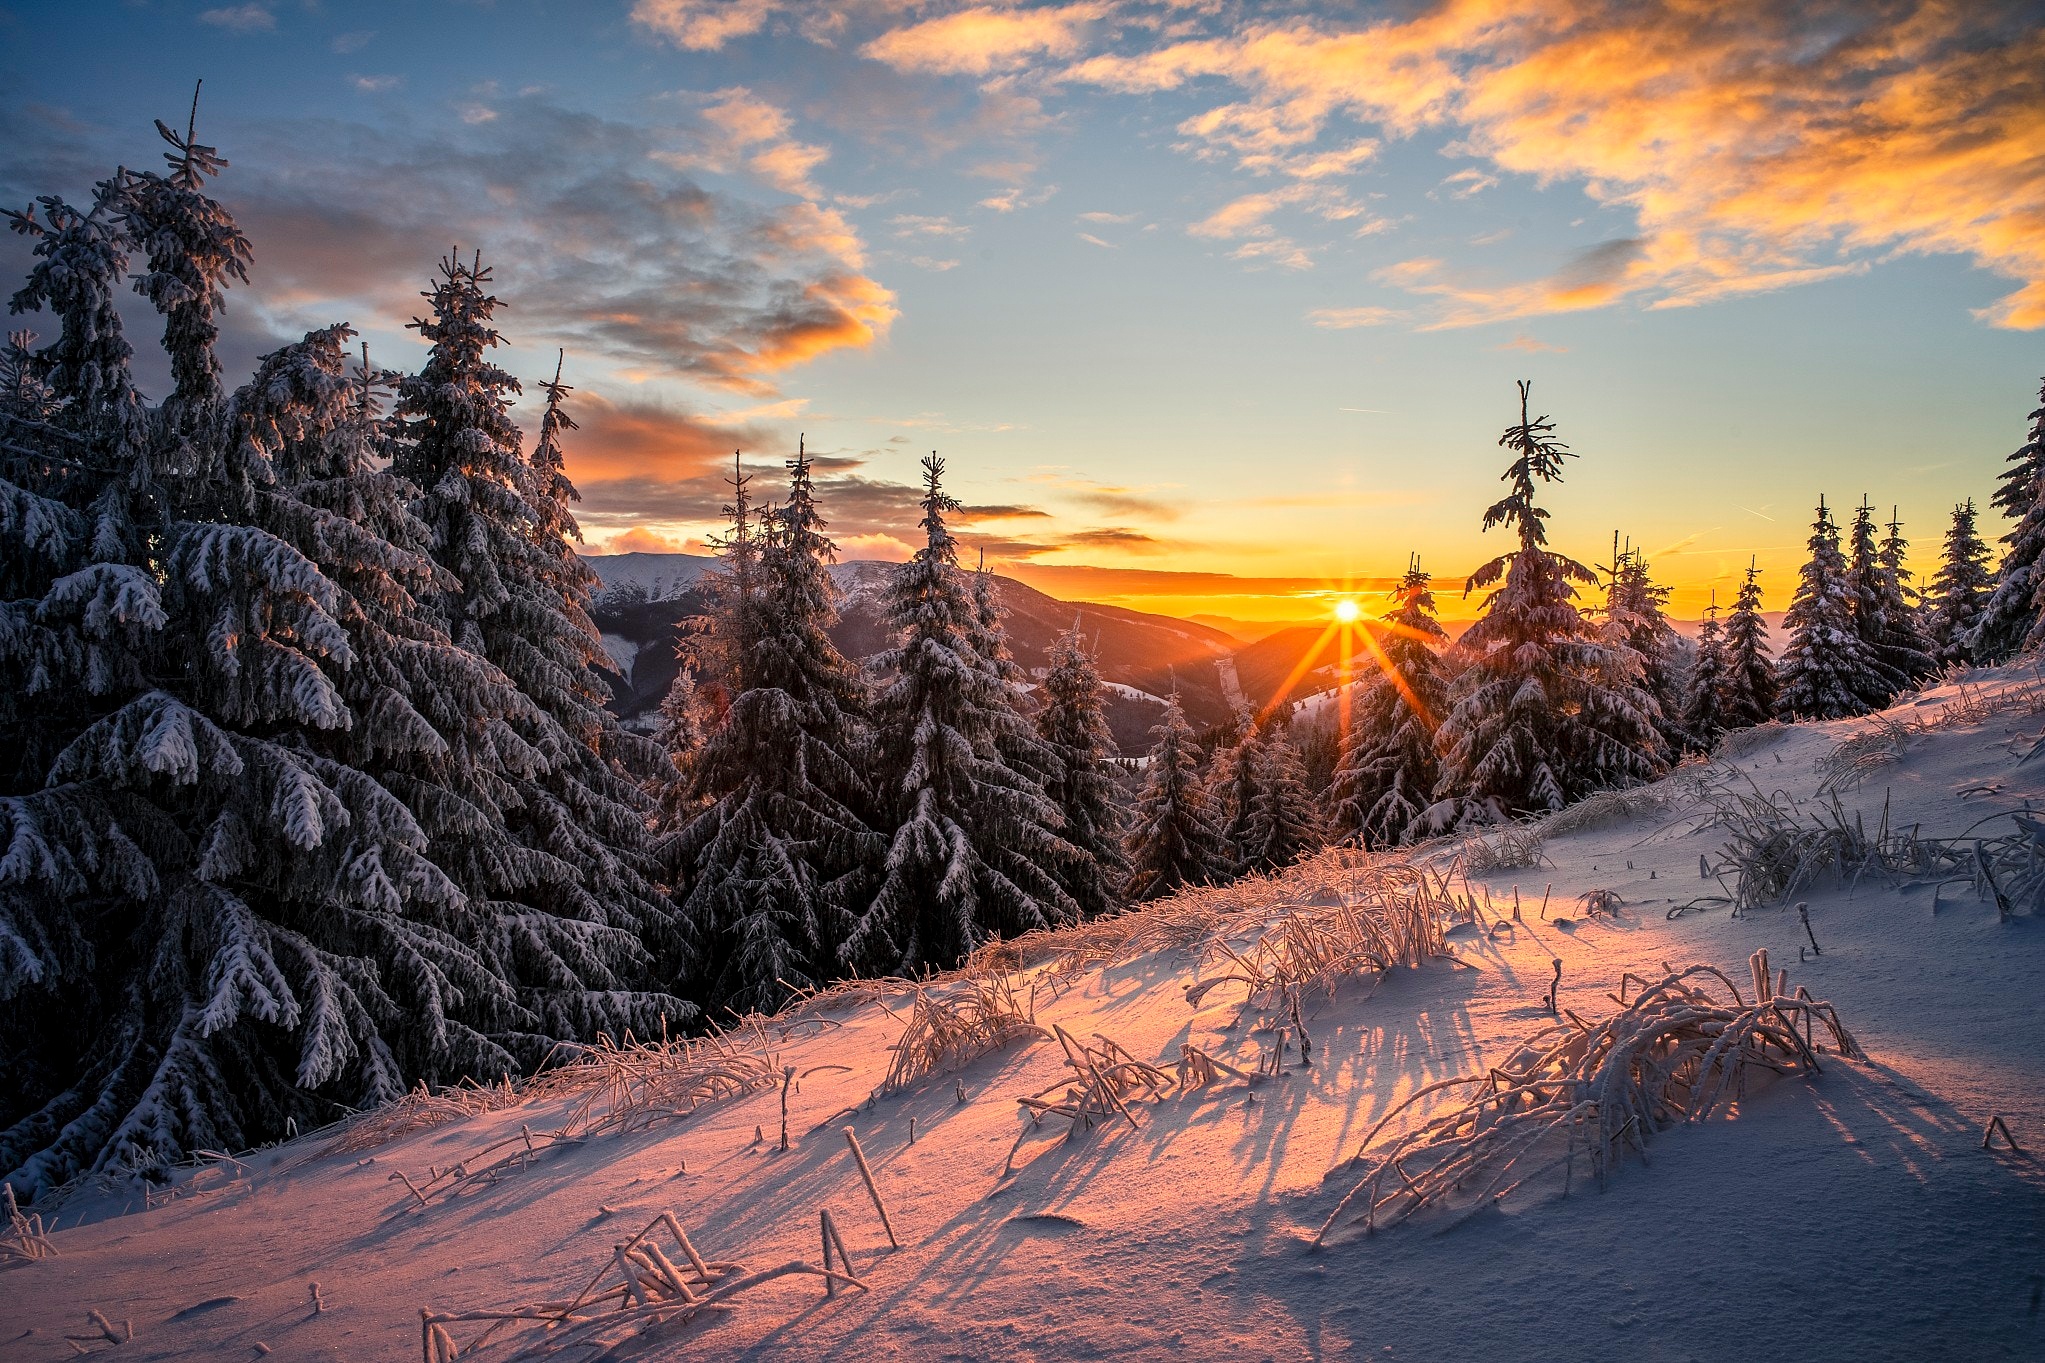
<box><xmin>383</xmin><ymin>1031</ymin><xmax>781</xmax><ymax>1213</ymax></box>
<box><xmin>1313</xmin><ymin>957</ymin><xmax>1861</xmax><ymax>1244</ymax></box>
<box><xmin>1712</xmin><ymin>720</ymin><xmax>1790</xmax><ymax>760</ymax></box>
<box><xmin>1</xmin><ymin>1182</ymin><xmax>57</xmax><ymax>1263</ymax></box>
<box><xmin>325</xmin><ymin>1078</ymin><xmax>522</xmax><ymax>1156</ymax></box>
<box><xmin>878</xmin><ymin>973</ymin><xmax>1047</xmax><ymax>1095</ymax></box>
<box><xmin>1816</xmin><ymin>715</ymin><xmax>1917</xmax><ymax>793</ymax></box>
<box><xmin>1537</xmin><ymin>788</ymin><xmax>1668</xmax><ymax>838</ymax></box>
<box><xmin>1457</xmin><ymin>826</ymin><xmax>1550</xmax><ymax>873</ymax></box>
<box><xmin>418</xmin><ymin>1208</ymin><xmax>862</xmax><ymax>1361</ymax></box>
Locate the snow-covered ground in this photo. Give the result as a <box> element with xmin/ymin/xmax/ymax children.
<box><xmin>10</xmin><ymin>672</ymin><xmax>2045</xmax><ymax>1363</ymax></box>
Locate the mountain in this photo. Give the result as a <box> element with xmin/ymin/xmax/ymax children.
<box><xmin>582</xmin><ymin>553</ymin><xmax>1243</xmax><ymax>753</ymax></box>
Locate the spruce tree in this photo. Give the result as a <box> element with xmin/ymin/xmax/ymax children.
<box><xmin>1971</xmin><ymin>377</ymin><xmax>2045</xmax><ymax>661</ymax></box>
<box><xmin>1433</xmin><ymin>382</ymin><xmax>1662</xmax><ymax>820</ymax></box>
<box><xmin>389</xmin><ymin>251</ymin><xmax>678</xmax><ymax>1041</ymax></box>
<box><xmin>1927</xmin><ymin>499</ymin><xmax>1992</xmax><ymax>664</ymax></box>
<box><xmin>1875</xmin><ymin>505</ymin><xmax>1937</xmax><ymax>685</ymax></box>
<box><xmin>0</xmin><ymin>129</ymin><xmax>582</xmax><ymax>1194</ymax></box>
<box><xmin>1209</xmin><ymin>708</ymin><xmax>1265</xmax><ymax>875</ymax></box>
<box><xmin>1035</xmin><ymin>620</ymin><xmax>1128</xmax><ymax>918</ymax></box>
<box><xmin>1604</xmin><ymin>539</ymin><xmax>1684</xmax><ymax>761</ymax></box>
<box><xmin>842</xmin><ymin>455</ymin><xmax>1080</xmax><ymax>975</ymax></box>
<box><xmin>1328</xmin><ymin>555</ymin><xmax>1450</xmax><ymax>848</ymax></box>
<box><xmin>670</xmin><ymin>444</ymin><xmax>882</xmax><ymax>1014</ymax></box>
<box><xmin>1680</xmin><ymin>592</ymin><xmax>1731</xmax><ymax>748</ymax></box>
<box><xmin>1776</xmin><ymin>497</ymin><xmax>1880</xmax><ymax>720</ymax></box>
<box><xmin>1245</xmin><ymin>717</ymin><xmax>1328</xmax><ymax>872</ymax></box>
<box><xmin>1844</xmin><ymin>498</ymin><xmax>1907</xmax><ymax>709</ymax></box>
<box><xmin>1720</xmin><ymin>560</ymin><xmax>1776</xmax><ymax>729</ymax></box>
<box><xmin>1122</xmin><ymin>689</ymin><xmax>1230</xmax><ymax>902</ymax></box>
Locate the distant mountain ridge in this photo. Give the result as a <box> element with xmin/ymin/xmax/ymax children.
<box><xmin>581</xmin><ymin>553</ymin><xmax>1249</xmax><ymax>753</ymax></box>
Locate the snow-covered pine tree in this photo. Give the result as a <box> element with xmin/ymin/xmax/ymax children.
<box><xmin>1035</xmin><ymin>620</ymin><xmax>1128</xmax><ymax>918</ymax></box>
<box><xmin>1</xmin><ymin>130</ymin><xmax>563</xmax><ymax>1194</ymax></box>
<box><xmin>1247</xmin><ymin>716</ymin><xmax>1327</xmax><ymax>872</ymax></box>
<box><xmin>1211</xmin><ymin>705</ymin><xmax>1325</xmax><ymax>873</ymax></box>
<box><xmin>843</xmin><ymin>455</ymin><xmax>1081</xmax><ymax>975</ymax></box>
<box><xmin>1603</xmin><ymin>539</ymin><xmax>1685</xmax><ymax>761</ymax></box>
<box><xmin>120</xmin><ymin>86</ymin><xmax>250</xmax><ymax>441</ymax></box>
<box><xmin>965</xmin><ymin>552</ymin><xmax>1071</xmax><ymax>807</ymax></box>
<box><xmin>1432</xmin><ymin>383</ymin><xmax>1662</xmax><ymax>821</ymax></box>
<box><xmin>1843</xmin><ymin>498</ymin><xmax>1915</xmax><ymax>709</ymax></box>
<box><xmin>389</xmin><ymin>253</ymin><xmax>678</xmax><ymax>1042</ymax></box>
<box><xmin>669</xmin><ymin>443</ymin><xmax>882</xmax><ymax>1015</ymax></box>
<box><xmin>1679</xmin><ymin>592</ymin><xmax>1730</xmax><ymax>747</ymax></box>
<box><xmin>1719</xmin><ymin>560</ymin><xmax>1776</xmax><ymax>729</ymax></box>
<box><xmin>1208</xmin><ymin>708</ymin><xmax>1264</xmax><ymax>875</ymax></box>
<box><xmin>1927</xmin><ymin>499</ymin><xmax>1992</xmax><ymax>665</ymax></box>
<box><xmin>1327</xmin><ymin>555</ymin><xmax>1450</xmax><ymax>848</ymax></box>
<box><xmin>1970</xmin><ymin>376</ymin><xmax>2045</xmax><ymax>662</ymax></box>
<box><xmin>1776</xmin><ymin>497</ymin><xmax>1881</xmax><ymax>721</ymax></box>
<box><xmin>1874</xmin><ymin>505</ymin><xmax>1937</xmax><ymax>686</ymax></box>
<box><xmin>652</xmin><ymin>665</ymin><xmax>706</xmax><ymax>830</ymax></box>
<box><xmin>1122</xmin><ymin>688</ymin><xmax>1231</xmax><ymax>902</ymax></box>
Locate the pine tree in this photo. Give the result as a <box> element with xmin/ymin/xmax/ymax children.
<box><xmin>1244</xmin><ymin>717</ymin><xmax>1326</xmax><ymax>872</ymax></box>
<box><xmin>1680</xmin><ymin>592</ymin><xmax>1730</xmax><ymax>748</ymax></box>
<box><xmin>0</xmin><ymin>130</ymin><xmax>561</xmax><ymax>1194</ymax></box>
<box><xmin>1209</xmin><ymin>708</ymin><xmax>1264</xmax><ymax>875</ymax></box>
<box><xmin>652</xmin><ymin>665</ymin><xmax>705</xmax><ymax>830</ymax></box>
<box><xmin>1844</xmin><ymin>498</ymin><xmax>1931</xmax><ymax>705</ymax></box>
<box><xmin>1927</xmin><ymin>499</ymin><xmax>1992</xmax><ymax>664</ymax></box>
<box><xmin>1875</xmin><ymin>505</ymin><xmax>1937</xmax><ymax>685</ymax></box>
<box><xmin>1720</xmin><ymin>560</ymin><xmax>1776</xmax><ymax>729</ymax></box>
<box><xmin>1328</xmin><ymin>555</ymin><xmax>1450</xmax><ymax>848</ymax></box>
<box><xmin>1971</xmin><ymin>377</ymin><xmax>2045</xmax><ymax>662</ymax></box>
<box><xmin>389</xmin><ymin>251</ymin><xmax>679</xmax><ymax>1042</ymax></box>
<box><xmin>1122</xmin><ymin>689</ymin><xmax>1231</xmax><ymax>902</ymax></box>
<box><xmin>1433</xmin><ymin>382</ymin><xmax>1662</xmax><ymax>821</ymax></box>
<box><xmin>670</xmin><ymin>444</ymin><xmax>882</xmax><ymax>1015</ymax></box>
<box><xmin>120</xmin><ymin>87</ymin><xmax>251</xmax><ymax>441</ymax></box>
<box><xmin>843</xmin><ymin>455</ymin><xmax>1081</xmax><ymax>975</ymax></box>
<box><xmin>1776</xmin><ymin>497</ymin><xmax>1881</xmax><ymax>721</ymax></box>
<box><xmin>1604</xmin><ymin>539</ymin><xmax>1684</xmax><ymax>761</ymax></box>
<box><xmin>1035</xmin><ymin>620</ymin><xmax>1128</xmax><ymax>918</ymax></box>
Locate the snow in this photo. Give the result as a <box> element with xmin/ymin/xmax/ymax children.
<box><xmin>14</xmin><ymin>669</ymin><xmax>2045</xmax><ymax>1362</ymax></box>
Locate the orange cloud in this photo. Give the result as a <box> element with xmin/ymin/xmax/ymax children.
<box><xmin>1065</xmin><ymin>0</ymin><xmax>2045</xmax><ymax>329</ymax></box>
<box><xmin>862</xmin><ymin>4</ymin><xmax>1104</xmax><ymax>77</ymax></box>
<box><xmin>598</xmin><ymin>526</ymin><xmax>704</xmax><ymax>554</ymax></box>
<box><xmin>548</xmin><ymin>390</ymin><xmax>769</xmax><ymax>485</ymax></box>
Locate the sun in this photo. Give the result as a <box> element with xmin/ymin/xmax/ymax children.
<box><xmin>1333</xmin><ymin>597</ymin><xmax>1362</xmax><ymax>623</ymax></box>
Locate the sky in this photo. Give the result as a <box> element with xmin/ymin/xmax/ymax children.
<box><xmin>5</xmin><ymin>0</ymin><xmax>2042</xmax><ymax>627</ymax></box>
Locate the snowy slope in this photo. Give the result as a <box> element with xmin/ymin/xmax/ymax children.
<box><xmin>11</xmin><ymin>672</ymin><xmax>2045</xmax><ymax>1363</ymax></box>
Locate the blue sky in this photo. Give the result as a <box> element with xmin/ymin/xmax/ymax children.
<box><xmin>6</xmin><ymin>0</ymin><xmax>2041</xmax><ymax>623</ymax></box>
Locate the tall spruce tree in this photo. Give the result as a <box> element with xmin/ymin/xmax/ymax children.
<box><xmin>1875</xmin><ymin>505</ymin><xmax>1937</xmax><ymax>685</ymax></box>
<box><xmin>842</xmin><ymin>455</ymin><xmax>1080</xmax><ymax>975</ymax></box>
<box><xmin>1123</xmin><ymin>689</ymin><xmax>1231</xmax><ymax>902</ymax></box>
<box><xmin>1971</xmin><ymin>377</ymin><xmax>2045</xmax><ymax>661</ymax></box>
<box><xmin>1433</xmin><ymin>382</ymin><xmax>1662</xmax><ymax>821</ymax></box>
<box><xmin>1035</xmin><ymin>621</ymin><xmax>1128</xmax><ymax>918</ymax></box>
<box><xmin>1604</xmin><ymin>540</ymin><xmax>1684</xmax><ymax>761</ymax></box>
<box><xmin>1720</xmin><ymin>560</ymin><xmax>1776</xmax><ymax>729</ymax></box>
<box><xmin>1680</xmin><ymin>592</ymin><xmax>1731</xmax><ymax>747</ymax></box>
<box><xmin>1328</xmin><ymin>555</ymin><xmax>1450</xmax><ymax>848</ymax></box>
<box><xmin>669</xmin><ymin>445</ymin><xmax>882</xmax><ymax>1015</ymax></box>
<box><xmin>388</xmin><ymin>251</ymin><xmax>678</xmax><ymax>1041</ymax></box>
<box><xmin>1846</xmin><ymin>498</ymin><xmax>1932</xmax><ymax>704</ymax></box>
<box><xmin>1927</xmin><ymin>499</ymin><xmax>1992</xmax><ymax>664</ymax></box>
<box><xmin>1776</xmin><ymin>497</ymin><xmax>1880</xmax><ymax>720</ymax></box>
<box><xmin>1244</xmin><ymin>716</ymin><xmax>1325</xmax><ymax>873</ymax></box>
<box><xmin>1</xmin><ymin>126</ymin><xmax>631</xmax><ymax>1194</ymax></box>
